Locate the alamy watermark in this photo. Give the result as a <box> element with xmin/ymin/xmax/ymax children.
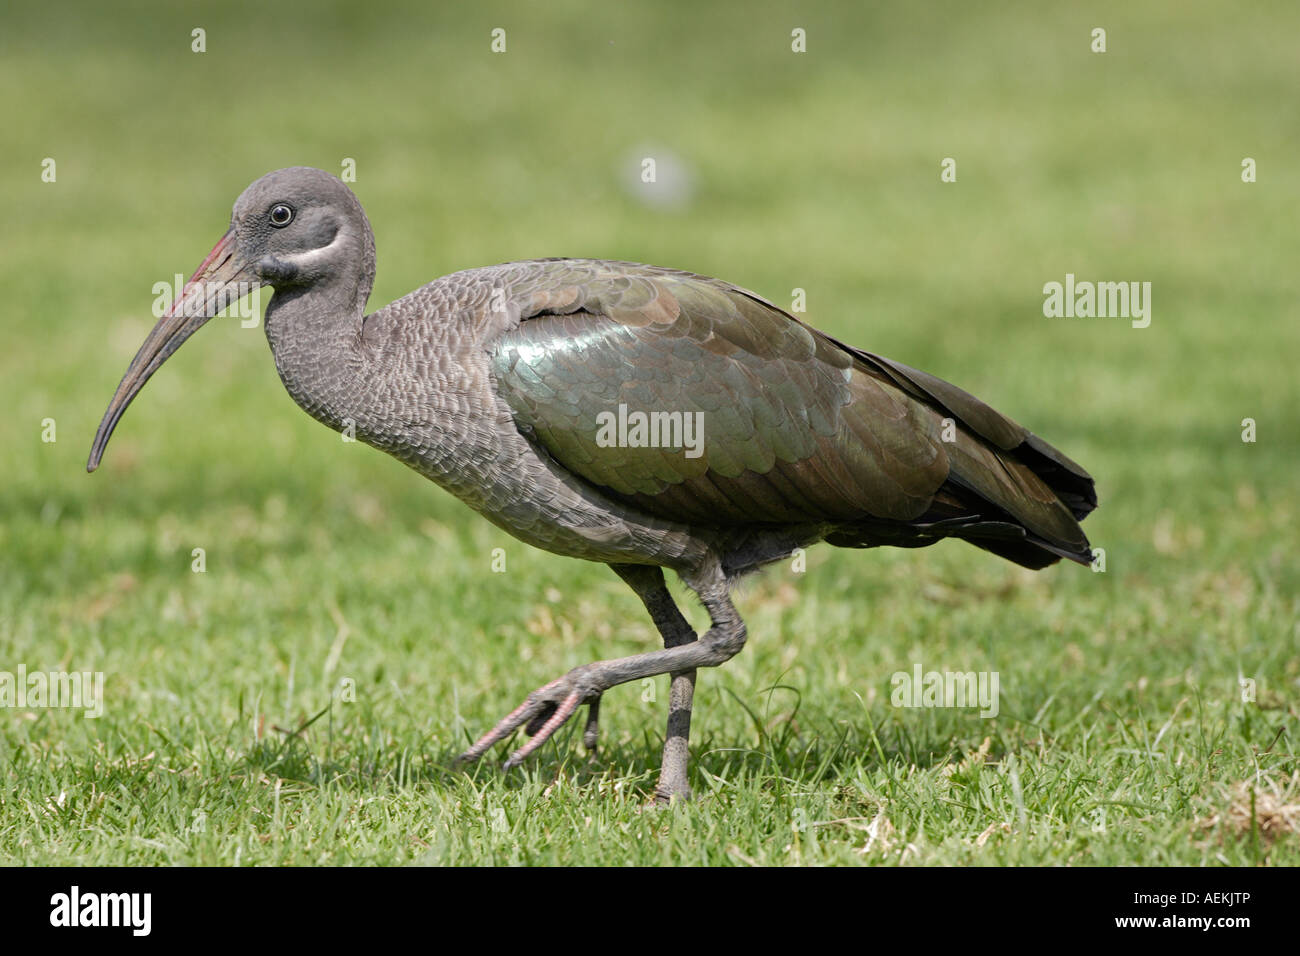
<box><xmin>0</xmin><ymin>666</ymin><xmax>104</xmax><ymax>718</ymax></box>
<box><xmin>50</xmin><ymin>886</ymin><xmax>150</xmax><ymax>935</ymax></box>
<box><xmin>152</xmin><ymin>274</ymin><xmax>262</xmax><ymax>326</ymax></box>
<box><xmin>1043</xmin><ymin>273</ymin><xmax>1151</xmax><ymax>328</ymax></box>
<box><xmin>891</xmin><ymin>663</ymin><xmax>999</xmax><ymax>718</ymax></box>
<box><xmin>595</xmin><ymin>404</ymin><xmax>705</xmax><ymax>459</ymax></box>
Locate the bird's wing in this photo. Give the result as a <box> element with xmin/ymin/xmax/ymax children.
<box><xmin>825</xmin><ymin>341</ymin><xmax>1097</xmax><ymax>521</ymax></box>
<box><xmin>488</xmin><ymin>261</ymin><xmax>1088</xmax><ymax>554</ymax></box>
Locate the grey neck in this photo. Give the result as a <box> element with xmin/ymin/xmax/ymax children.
<box><xmin>261</xmin><ymin>207</ymin><xmax>378</xmax><ymax>432</ymax></box>
<box><xmin>263</xmin><ymin>276</ymin><xmax>368</xmax><ymax>432</ymax></box>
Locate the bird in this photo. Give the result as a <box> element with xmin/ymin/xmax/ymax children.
<box><xmin>88</xmin><ymin>166</ymin><xmax>1097</xmax><ymax>804</ymax></box>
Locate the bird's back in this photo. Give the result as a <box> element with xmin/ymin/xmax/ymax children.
<box><xmin>437</xmin><ymin>258</ymin><xmax>1099</xmax><ymax>572</ymax></box>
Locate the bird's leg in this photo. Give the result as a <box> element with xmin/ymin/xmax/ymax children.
<box><xmin>518</xmin><ymin>565</ymin><xmax>690</xmax><ymax>761</ymax></box>
<box><xmin>581</xmin><ymin>694</ymin><xmax>601</xmax><ymax>755</ymax></box>
<box><xmin>609</xmin><ymin>564</ymin><xmax>699</xmax><ymax>804</ymax></box>
<box><xmin>457</xmin><ymin>572</ymin><xmax>745</xmax><ymax>804</ymax></box>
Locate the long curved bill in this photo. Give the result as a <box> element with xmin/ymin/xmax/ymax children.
<box><xmin>87</xmin><ymin>228</ymin><xmax>255</xmax><ymax>472</ymax></box>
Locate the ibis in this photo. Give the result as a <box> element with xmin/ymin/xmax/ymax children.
<box><xmin>88</xmin><ymin>167</ymin><xmax>1097</xmax><ymax>802</ymax></box>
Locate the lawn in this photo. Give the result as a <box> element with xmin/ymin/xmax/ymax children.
<box><xmin>0</xmin><ymin>0</ymin><xmax>1296</xmax><ymax>865</ymax></box>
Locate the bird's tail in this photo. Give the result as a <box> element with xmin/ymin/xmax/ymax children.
<box><xmin>836</xmin><ymin>346</ymin><xmax>1098</xmax><ymax>570</ymax></box>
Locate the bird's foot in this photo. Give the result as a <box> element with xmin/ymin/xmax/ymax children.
<box><xmin>457</xmin><ymin>667</ymin><xmax>601</xmax><ymax>769</ymax></box>
<box><xmin>582</xmin><ymin>694</ymin><xmax>601</xmax><ymax>757</ymax></box>
<box><xmin>653</xmin><ymin>773</ymin><xmax>692</xmax><ymax>805</ymax></box>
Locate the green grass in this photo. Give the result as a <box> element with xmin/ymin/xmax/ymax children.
<box><xmin>1</xmin><ymin>0</ymin><xmax>1297</xmax><ymax>865</ymax></box>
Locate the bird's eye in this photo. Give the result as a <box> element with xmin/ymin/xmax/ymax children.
<box><xmin>269</xmin><ymin>204</ymin><xmax>294</xmax><ymax>227</ymax></box>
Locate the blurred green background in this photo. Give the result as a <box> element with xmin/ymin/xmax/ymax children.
<box><xmin>0</xmin><ymin>1</ymin><xmax>1296</xmax><ymax>864</ymax></box>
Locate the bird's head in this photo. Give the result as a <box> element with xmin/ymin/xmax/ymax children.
<box><xmin>232</xmin><ymin>166</ymin><xmax>374</xmax><ymax>291</ymax></box>
<box><xmin>86</xmin><ymin>166</ymin><xmax>374</xmax><ymax>472</ymax></box>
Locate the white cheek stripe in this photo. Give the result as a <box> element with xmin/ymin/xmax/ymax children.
<box><xmin>282</xmin><ymin>228</ymin><xmax>348</xmax><ymax>269</ymax></box>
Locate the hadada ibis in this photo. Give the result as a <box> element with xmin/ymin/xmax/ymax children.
<box><xmin>88</xmin><ymin>167</ymin><xmax>1097</xmax><ymax>803</ymax></box>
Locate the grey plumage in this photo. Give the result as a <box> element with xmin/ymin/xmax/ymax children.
<box><xmin>89</xmin><ymin>167</ymin><xmax>1097</xmax><ymax>802</ymax></box>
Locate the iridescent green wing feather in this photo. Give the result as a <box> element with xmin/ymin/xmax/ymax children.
<box><xmin>489</xmin><ymin>263</ymin><xmax>949</xmax><ymax>526</ymax></box>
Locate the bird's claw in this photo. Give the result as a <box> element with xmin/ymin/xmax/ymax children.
<box><xmin>457</xmin><ymin>669</ymin><xmax>602</xmax><ymax>769</ymax></box>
